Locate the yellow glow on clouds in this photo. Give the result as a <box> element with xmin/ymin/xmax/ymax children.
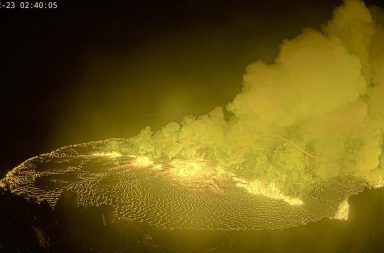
<box><xmin>125</xmin><ymin>0</ymin><xmax>384</xmax><ymax>198</ymax></box>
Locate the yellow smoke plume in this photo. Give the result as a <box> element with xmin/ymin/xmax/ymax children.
<box><xmin>121</xmin><ymin>0</ymin><xmax>384</xmax><ymax>197</ymax></box>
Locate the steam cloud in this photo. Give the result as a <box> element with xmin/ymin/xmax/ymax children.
<box><xmin>123</xmin><ymin>0</ymin><xmax>384</xmax><ymax>197</ymax></box>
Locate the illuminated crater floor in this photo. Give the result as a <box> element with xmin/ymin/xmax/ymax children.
<box><xmin>0</xmin><ymin>139</ymin><xmax>367</xmax><ymax>230</ymax></box>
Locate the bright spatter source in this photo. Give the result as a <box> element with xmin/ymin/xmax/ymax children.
<box><xmin>0</xmin><ymin>139</ymin><xmax>367</xmax><ymax>230</ymax></box>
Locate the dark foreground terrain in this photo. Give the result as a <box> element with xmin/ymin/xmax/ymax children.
<box><xmin>0</xmin><ymin>186</ymin><xmax>383</xmax><ymax>253</ymax></box>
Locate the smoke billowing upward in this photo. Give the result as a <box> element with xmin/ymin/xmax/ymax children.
<box><xmin>123</xmin><ymin>0</ymin><xmax>384</xmax><ymax>196</ymax></box>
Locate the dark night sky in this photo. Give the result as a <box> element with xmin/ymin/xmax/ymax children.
<box><xmin>1</xmin><ymin>0</ymin><xmax>383</xmax><ymax>176</ymax></box>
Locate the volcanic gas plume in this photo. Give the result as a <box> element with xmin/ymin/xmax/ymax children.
<box><xmin>124</xmin><ymin>0</ymin><xmax>384</xmax><ymax>196</ymax></box>
<box><xmin>2</xmin><ymin>0</ymin><xmax>384</xmax><ymax>230</ymax></box>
